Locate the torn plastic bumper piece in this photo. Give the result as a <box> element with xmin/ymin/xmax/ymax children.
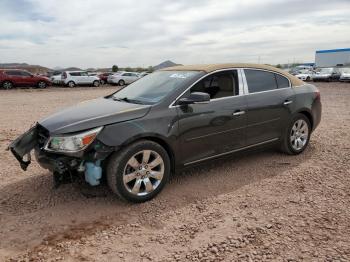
<box><xmin>8</xmin><ymin>125</ymin><xmax>38</xmax><ymax>171</ymax></box>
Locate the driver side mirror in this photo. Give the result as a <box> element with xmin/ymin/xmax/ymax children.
<box><xmin>177</xmin><ymin>92</ymin><xmax>210</xmax><ymax>106</ymax></box>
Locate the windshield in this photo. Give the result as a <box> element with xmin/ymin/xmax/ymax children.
<box><xmin>112</xmin><ymin>71</ymin><xmax>202</xmax><ymax>104</ymax></box>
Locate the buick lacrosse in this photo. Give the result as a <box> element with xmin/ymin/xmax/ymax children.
<box><xmin>9</xmin><ymin>64</ymin><xmax>321</xmax><ymax>202</ymax></box>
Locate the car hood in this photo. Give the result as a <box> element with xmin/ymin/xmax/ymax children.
<box><xmin>39</xmin><ymin>97</ymin><xmax>151</xmax><ymax>134</ymax></box>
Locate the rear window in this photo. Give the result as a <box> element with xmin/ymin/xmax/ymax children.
<box><xmin>245</xmin><ymin>69</ymin><xmax>277</xmax><ymax>93</ymax></box>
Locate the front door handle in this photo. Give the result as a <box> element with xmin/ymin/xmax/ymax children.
<box><xmin>283</xmin><ymin>100</ymin><xmax>293</xmax><ymax>105</ymax></box>
<box><xmin>233</xmin><ymin>110</ymin><xmax>245</xmax><ymax>116</ymax></box>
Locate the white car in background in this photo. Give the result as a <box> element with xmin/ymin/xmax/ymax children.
<box><xmin>51</xmin><ymin>73</ymin><xmax>62</xmax><ymax>85</ymax></box>
<box><xmin>339</xmin><ymin>68</ymin><xmax>350</xmax><ymax>82</ymax></box>
<box><xmin>107</xmin><ymin>72</ymin><xmax>140</xmax><ymax>86</ymax></box>
<box><xmin>295</xmin><ymin>69</ymin><xmax>314</xmax><ymax>81</ymax></box>
<box><xmin>61</xmin><ymin>71</ymin><xmax>100</xmax><ymax>87</ymax></box>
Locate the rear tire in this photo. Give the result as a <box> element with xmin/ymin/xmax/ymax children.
<box><xmin>67</xmin><ymin>81</ymin><xmax>75</xmax><ymax>88</ymax></box>
<box><xmin>93</xmin><ymin>80</ymin><xmax>100</xmax><ymax>87</ymax></box>
<box><xmin>107</xmin><ymin>140</ymin><xmax>170</xmax><ymax>203</ymax></box>
<box><xmin>281</xmin><ymin>113</ymin><xmax>311</xmax><ymax>155</ymax></box>
<box><xmin>2</xmin><ymin>81</ymin><xmax>13</xmax><ymax>89</ymax></box>
<box><xmin>118</xmin><ymin>80</ymin><xmax>125</xmax><ymax>86</ymax></box>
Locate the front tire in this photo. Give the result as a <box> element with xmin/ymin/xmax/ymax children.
<box><xmin>37</xmin><ymin>81</ymin><xmax>47</xmax><ymax>89</ymax></box>
<box><xmin>107</xmin><ymin>140</ymin><xmax>171</xmax><ymax>203</ymax></box>
<box><xmin>93</xmin><ymin>80</ymin><xmax>100</xmax><ymax>87</ymax></box>
<box><xmin>118</xmin><ymin>79</ymin><xmax>125</xmax><ymax>86</ymax></box>
<box><xmin>281</xmin><ymin>114</ymin><xmax>311</xmax><ymax>155</ymax></box>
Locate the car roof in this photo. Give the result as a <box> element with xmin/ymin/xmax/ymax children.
<box><xmin>162</xmin><ymin>63</ymin><xmax>304</xmax><ymax>87</ymax></box>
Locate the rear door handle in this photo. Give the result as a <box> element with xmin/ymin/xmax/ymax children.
<box><xmin>283</xmin><ymin>100</ymin><xmax>293</xmax><ymax>105</ymax></box>
<box><xmin>233</xmin><ymin>110</ymin><xmax>245</xmax><ymax>116</ymax></box>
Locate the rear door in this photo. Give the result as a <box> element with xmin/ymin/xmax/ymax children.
<box><xmin>176</xmin><ymin>69</ymin><xmax>247</xmax><ymax>165</ymax></box>
<box><xmin>5</xmin><ymin>70</ymin><xmax>23</xmax><ymax>85</ymax></box>
<box><xmin>70</xmin><ymin>72</ymin><xmax>82</xmax><ymax>84</ymax></box>
<box><xmin>243</xmin><ymin>69</ymin><xmax>295</xmax><ymax>146</ymax></box>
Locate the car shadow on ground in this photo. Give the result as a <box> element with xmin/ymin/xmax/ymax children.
<box><xmin>0</xmin><ymin>144</ymin><xmax>314</xmax><ymax>253</ymax></box>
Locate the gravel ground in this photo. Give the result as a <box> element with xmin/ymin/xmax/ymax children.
<box><xmin>0</xmin><ymin>82</ymin><xmax>349</xmax><ymax>261</ymax></box>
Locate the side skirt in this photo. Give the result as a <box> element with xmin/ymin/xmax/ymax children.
<box><xmin>184</xmin><ymin>138</ymin><xmax>279</xmax><ymax>166</ymax></box>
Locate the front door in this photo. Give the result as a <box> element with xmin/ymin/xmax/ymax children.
<box><xmin>176</xmin><ymin>70</ymin><xmax>247</xmax><ymax>165</ymax></box>
<box><xmin>243</xmin><ymin>69</ymin><xmax>295</xmax><ymax>145</ymax></box>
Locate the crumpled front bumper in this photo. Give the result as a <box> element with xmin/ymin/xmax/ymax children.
<box><xmin>8</xmin><ymin>124</ymin><xmax>114</xmax><ymax>173</ymax></box>
<box><xmin>8</xmin><ymin>126</ymin><xmax>38</xmax><ymax>171</ymax></box>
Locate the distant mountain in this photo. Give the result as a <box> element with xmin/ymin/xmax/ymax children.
<box><xmin>61</xmin><ymin>67</ymin><xmax>82</xmax><ymax>71</ymax></box>
<box><xmin>0</xmin><ymin>63</ymin><xmax>50</xmax><ymax>74</ymax></box>
<box><xmin>153</xmin><ymin>60</ymin><xmax>181</xmax><ymax>71</ymax></box>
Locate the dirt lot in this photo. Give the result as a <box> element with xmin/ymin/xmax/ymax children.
<box><xmin>0</xmin><ymin>83</ymin><xmax>349</xmax><ymax>261</ymax></box>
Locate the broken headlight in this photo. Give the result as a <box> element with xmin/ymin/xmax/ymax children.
<box><xmin>44</xmin><ymin>127</ymin><xmax>103</xmax><ymax>153</ymax></box>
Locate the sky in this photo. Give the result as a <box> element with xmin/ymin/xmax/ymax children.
<box><xmin>0</xmin><ymin>0</ymin><xmax>349</xmax><ymax>69</ymax></box>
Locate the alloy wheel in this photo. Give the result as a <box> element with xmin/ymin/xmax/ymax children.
<box><xmin>3</xmin><ymin>81</ymin><xmax>13</xmax><ymax>89</ymax></box>
<box><xmin>123</xmin><ymin>150</ymin><xmax>164</xmax><ymax>196</ymax></box>
<box><xmin>38</xmin><ymin>81</ymin><xmax>46</xmax><ymax>88</ymax></box>
<box><xmin>290</xmin><ymin>119</ymin><xmax>309</xmax><ymax>151</ymax></box>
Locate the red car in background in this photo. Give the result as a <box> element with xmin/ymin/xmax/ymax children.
<box><xmin>0</xmin><ymin>69</ymin><xmax>51</xmax><ymax>89</ymax></box>
<box><xmin>98</xmin><ymin>72</ymin><xmax>113</xmax><ymax>85</ymax></box>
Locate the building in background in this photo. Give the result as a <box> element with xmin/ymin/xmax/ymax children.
<box><xmin>315</xmin><ymin>48</ymin><xmax>350</xmax><ymax>68</ymax></box>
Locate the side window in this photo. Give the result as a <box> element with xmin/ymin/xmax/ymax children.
<box><xmin>244</xmin><ymin>69</ymin><xmax>277</xmax><ymax>93</ymax></box>
<box><xmin>190</xmin><ymin>70</ymin><xmax>238</xmax><ymax>99</ymax></box>
<box><xmin>80</xmin><ymin>72</ymin><xmax>88</xmax><ymax>76</ymax></box>
<box><xmin>20</xmin><ymin>71</ymin><xmax>31</xmax><ymax>77</ymax></box>
<box><xmin>5</xmin><ymin>70</ymin><xmax>20</xmax><ymax>76</ymax></box>
<box><xmin>275</xmin><ymin>74</ymin><xmax>290</xmax><ymax>89</ymax></box>
<box><xmin>70</xmin><ymin>72</ymin><xmax>80</xmax><ymax>76</ymax></box>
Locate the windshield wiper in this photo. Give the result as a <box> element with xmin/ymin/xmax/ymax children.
<box><xmin>113</xmin><ymin>97</ymin><xmax>146</xmax><ymax>104</ymax></box>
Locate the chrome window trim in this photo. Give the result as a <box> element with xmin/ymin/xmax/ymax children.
<box><xmin>242</xmin><ymin>68</ymin><xmax>292</xmax><ymax>95</ymax></box>
<box><xmin>169</xmin><ymin>68</ymin><xmax>245</xmax><ymax>108</ymax></box>
<box><xmin>168</xmin><ymin>67</ymin><xmax>296</xmax><ymax>108</ymax></box>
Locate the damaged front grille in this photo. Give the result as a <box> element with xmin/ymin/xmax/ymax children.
<box><xmin>36</xmin><ymin>124</ymin><xmax>50</xmax><ymax>148</ymax></box>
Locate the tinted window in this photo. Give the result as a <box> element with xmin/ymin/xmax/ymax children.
<box><xmin>20</xmin><ymin>71</ymin><xmax>31</xmax><ymax>77</ymax></box>
<box><xmin>244</xmin><ymin>69</ymin><xmax>277</xmax><ymax>93</ymax></box>
<box><xmin>275</xmin><ymin>74</ymin><xmax>290</xmax><ymax>88</ymax></box>
<box><xmin>190</xmin><ymin>71</ymin><xmax>238</xmax><ymax>99</ymax></box>
<box><xmin>69</xmin><ymin>72</ymin><xmax>81</xmax><ymax>76</ymax></box>
<box><xmin>5</xmin><ymin>70</ymin><xmax>22</xmax><ymax>76</ymax></box>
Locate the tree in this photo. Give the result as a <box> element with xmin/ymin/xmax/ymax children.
<box><xmin>276</xmin><ymin>64</ymin><xmax>282</xmax><ymax>68</ymax></box>
<box><xmin>112</xmin><ymin>65</ymin><xmax>119</xmax><ymax>72</ymax></box>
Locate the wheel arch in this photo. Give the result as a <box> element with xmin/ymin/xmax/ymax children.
<box><xmin>120</xmin><ymin>134</ymin><xmax>176</xmax><ymax>174</ymax></box>
<box><xmin>296</xmin><ymin>109</ymin><xmax>313</xmax><ymax>130</ymax></box>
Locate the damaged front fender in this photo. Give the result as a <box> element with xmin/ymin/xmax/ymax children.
<box><xmin>8</xmin><ymin>125</ymin><xmax>38</xmax><ymax>171</ymax></box>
